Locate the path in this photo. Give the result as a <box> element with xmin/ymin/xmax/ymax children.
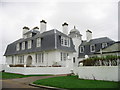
<box><xmin>2</xmin><ymin>74</ymin><xmax>67</xmax><ymax>89</ymax></box>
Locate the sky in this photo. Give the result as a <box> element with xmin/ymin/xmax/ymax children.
<box><xmin>0</xmin><ymin>0</ymin><xmax>119</xmax><ymax>64</ymax></box>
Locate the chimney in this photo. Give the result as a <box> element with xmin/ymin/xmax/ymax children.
<box><xmin>40</xmin><ymin>20</ymin><xmax>47</xmax><ymax>33</ymax></box>
<box><xmin>86</xmin><ymin>30</ymin><xmax>92</xmax><ymax>42</ymax></box>
<box><xmin>62</xmin><ymin>22</ymin><xmax>68</xmax><ymax>35</ymax></box>
<box><xmin>33</xmin><ymin>26</ymin><xmax>39</xmax><ymax>31</ymax></box>
<box><xmin>23</xmin><ymin>26</ymin><xmax>29</xmax><ymax>37</ymax></box>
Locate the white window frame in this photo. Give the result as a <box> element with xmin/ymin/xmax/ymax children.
<box><xmin>22</xmin><ymin>42</ymin><xmax>25</xmax><ymax>50</ymax></box>
<box><xmin>18</xmin><ymin>55</ymin><xmax>24</xmax><ymax>64</ymax></box>
<box><xmin>36</xmin><ymin>37</ymin><xmax>41</xmax><ymax>47</ymax></box>
<box><xmin>12</xmin><ymin>56</ymin><xmax>14</xmax><ymax>64</ymax></box>
<box><xmin>80</xmin><ymin>46</ymin><xmax>84</xmax><ymax>53</ymax></box>
<box><xmin>102</xmin><ymin>43</ymin><xmax>107</xmax><ymax>48</ymax></box>
<box><xmin>90</xmin><ymin>44</ymin><xmax>95</xmax><ymax>52</ymax></box>
<box><xmin>28</xmin><ymin>40</ymin><xmax>31</xmax><ymax>49</ymax></box>
<box><xmin>36</xmin><ymin>53</ymin><xmax>44</xmax><ymax>63</ymax></box>
<box><xmin>61</xmin><ymin>36</ymin><xmax>70</xmax><ymax>47</ymax></box>
<box><xmin>61</xmin><ymin>52</ymin><xmax>68</xmax><ymax>61</ymax></box>
<box><xmin>16</xmin><ymin>43</ymin><xmax>20</xmax><ymax>51</ymax></box>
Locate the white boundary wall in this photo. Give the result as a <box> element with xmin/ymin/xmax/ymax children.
<box><xmin>77</xmin><ymin>66</ymin><xmax>119</xmax><ymax>82</ymax></box>
<box><xmin>4</xmin><ymin>66</ymin><xmax>71</xmax><ymax>75</ymax></box>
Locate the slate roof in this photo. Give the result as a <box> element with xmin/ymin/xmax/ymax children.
<box><xmin>4</xmin><ymin>29</ymin><xmax>75</xmax><ymax>56</ymax></box>
<box><xmin>79</xmin><ymin>37</ymin><xmax>115</xmax><ymax>58</ymax></box>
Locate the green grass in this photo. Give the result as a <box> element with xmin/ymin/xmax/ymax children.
<box><xmin>0</xmin><ymin>72</ymin><xmax>52</xmax><ymax>79</ymax></box>
<box><xmin>33</xmin><ymin>76</ymin><xmax>119</xmax><ymax>89</ymax></box>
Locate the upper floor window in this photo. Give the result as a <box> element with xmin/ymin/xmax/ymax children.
<box><xmin>27</xmin><ymin>33</ymin><xmax>32</xmax><ymax>38</ymax></box>
<box><xmin>22</xmin><ymin>42</ymin><xmax>25</xmax><ymax>50</ymax></box>
<box><xmin>28</xmin><ymin>40</ymin><xmax>31</xmax><ymax>49</ymax></box>
<box><xmin>61</xmin><ymin>36</ymin><xmax>70</xmax><ymax>47</ymax></box>
<box><xmin>102</xmin><ymin>43</ymin><xmax>107</xmax><ymax>48</ymax></box>
<box><xmin>80</xmin><ymin>46</ymin><xmax>84</xmax><ymax>53</ymax></box>
<box><xmin>36</xmin><ymin>37</ymin><xmax>41</xmax><ymax>47</ymax></box>
<box><xmin>90</xmin><ymin>44</ymin><xmax>95</xmax><ymax>52</ymax></box>
<box><xmin>16</xmin><ymin>43</ymin><xmax>20</xmax><ymax>51</ymax></box>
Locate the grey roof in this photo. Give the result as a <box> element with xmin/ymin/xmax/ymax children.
<box><xmin>4</xmin><ymin>29</ymin><xmax>75</xmax><ymax>56</ymax></box>
<box><xmin>79</xmin><ymin>37</ymin><xmax>115</xmax><ymax>58</ymax></box>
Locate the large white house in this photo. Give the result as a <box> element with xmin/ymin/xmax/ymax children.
<box><xmin>4</xmin><ymin>20</ymin><xmax>82</xmax><ymax>68</ymax></box>
<box><xmin>4</xmin><ymin>20</ymin><xmax>120</xmax><ymax>68</ymax></box>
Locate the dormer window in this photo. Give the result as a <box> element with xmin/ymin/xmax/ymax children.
<box><xmin>102</xmin><ymin>43</ymin><xmax>107</xmax><ymax>48</ymax></box>
<box><xmin>80</xmin><ymin>46</ymin><xmax>84</xmax><ymax>53</ymax></box>
<box><xmin>61</xmin><ymin>36</ymin><xmax>70</xmax><ymax>47</ymax></box>
<box><xmin>28</xmin><ymin>40</ymin><xmax>31</xmax><ymax>49</ymax></box>
<box><xmin>16</xmin><ymin>43</ymin><xmax>20</xmax><ymax>51</ymax></box>
<box><xmin>36</xmin><ymin>37</ymin><xmax>41</xmax><ymax>47</ymax></box>
<box><xmin>22</xmin><ymin>42</ymin><xmax>25</xmax><ymax>50</ymax></box>
<box><xmin>27</xmin><ymin>33</ymin><xmax>32</xmax><ymax>38</ymax></box>
<box><xmin>90</xmin><ymin>44</ymin><xmax>95</xmax><ymax>52</ymax></box>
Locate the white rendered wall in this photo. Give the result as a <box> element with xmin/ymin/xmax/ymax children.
<box><xmin>6</xmin><ymin>56</ymin><xmax>12</xmax><ymax>64</ymax></box>
<box><xmin>77</xmin><ymin>66</ymin><xmax>119</xmax><ymax>81</ymax></box>
<box><xmin>4</xmin><ymin>66</ymin><xmax>72</xmax><ymax>75</ymax></box>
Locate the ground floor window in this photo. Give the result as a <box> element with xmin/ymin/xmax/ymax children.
<box><xmin>18</xmin><ymin>55</ymin><xmax>24</xmax><ymax>64</ymax></box>
<box><xmin>61</xmin><ymin>52</ymin><xmax>69</xmax><ymax>61</ymax></box>
<box><xmin>36</xmin><ymin>53</ymin><xmax>44</xmax><ymax>63</ymax></box>
<box><xmin>12</xmin><ymin>56</ymin><xmax>14</xmax><ymax>64</ymax></box>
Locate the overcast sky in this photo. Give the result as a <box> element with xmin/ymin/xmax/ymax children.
<box><xmin>0</xmin><ymin>0</ymin><xmax>119</xmax><ymax>64</ymax></box>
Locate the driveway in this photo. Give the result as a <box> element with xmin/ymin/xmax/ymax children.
<box><xmin>2</xmin><ymin>74</ymin><xmax>66</xmax><ymax>89</ymax></box>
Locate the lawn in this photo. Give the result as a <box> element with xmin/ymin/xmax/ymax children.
<box><xmin>0</xmin><ymin>72</ymin><xmax>52</xmax><ymax>79</ymax></box>
<box><xmin>33</xmin><ymin>76</ymin><xmax>119</xmax><ymax>89</ymax></box>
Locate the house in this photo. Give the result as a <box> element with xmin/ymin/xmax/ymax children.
<box><xmin>78</xmin><ymin>30</ymin><xmax>120</xmax><ymax>65</ymax></box>
<box><xmin>4</xmin><ymin>20</ymin><xmax>119</xmax><ymax>68</ymax></box>
<box><xmin>4</xmin><ymin>20</ymin><xmax>82</xmax><ymax>68</ymax></box>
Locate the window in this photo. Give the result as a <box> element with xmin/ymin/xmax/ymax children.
<box><xmin>61</xmin><ymin>52</ymin><xmax>63</xmax><ymax>61</ymax></box>
<box><xmin>61</xmin><ymin>36</ymin><xmax>64</xmax><ymax>45</ymax></box>
<box><xmin>36</xmin><ymin>37</ymin><xmax>41</xmax><ymax>47</ymax></box>
<box><xmin>61</xmin><ymin>36</ymin><xmax>70</xmax><ymax>47</ymax></box>
<box><xmin>12</xmin><ymin>56</ymin><xmax>14</xmax><ymax>64</ymax></box>
<box><xmin>18</xmin><ymin>56</ymin><xmax>24</xmax><ymax>64</ymax></box>
<box><xmin>28</xmin><ymin>40</ymin><xmax>31</xmax><ymax>49</ymax></box>
<box><xmin>90</xmin><ymin>44</ymin><xmax>95</xmax><ymax>52</ymax></box>
<box><xmin>102</xmin><ymin>43</ymin><xmax>107</xmax><ymax>48</ymax></box>
<box><xmin>80</xmin><ymin>46</ymin><xmax>84</xmax><ymax>53</ymax></box>
<box><xmin>36</xmin><ymin>53</ymin><xmax>44</xmax><ymax>63</ymax></box>
<box><xmin>22</xmin><ymin>42</ymin><xmax>25</xmax><ymax>50</ymax></box>
<box><xmin>27</xmin><ymin>33</ymin><xmax>32</xmax><ymax>38</ymax></box>
<box><xmin>16</xmin><ymin>43</ymin><xmax>20</xmax><ymax>51</ymax></box>
<box><xmin>61</xmin><ymin>52</ymin><xmax>68</xmax><ymax>61</ymax></box>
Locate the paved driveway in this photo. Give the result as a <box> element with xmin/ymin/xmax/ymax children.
<box><xmin>2</xmin><ymin>75</ymin><xmax>66</xmax><ymax>89</ymax></box>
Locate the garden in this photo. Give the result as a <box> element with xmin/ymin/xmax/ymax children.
<box><xmin>33</xmin><ymin>75</ymin><xmax>119</xmax><ymax>89</ymax></box>
<box><xmin>0</xmin><ymin>72</ymin><xmax>52</xmax><ymax>79</ymax></box>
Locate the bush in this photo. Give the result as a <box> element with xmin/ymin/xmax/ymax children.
<box><xmin>81</xmin><ymin>55</ymin><xmax>120</xmax><ymax>66</ymax></box>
